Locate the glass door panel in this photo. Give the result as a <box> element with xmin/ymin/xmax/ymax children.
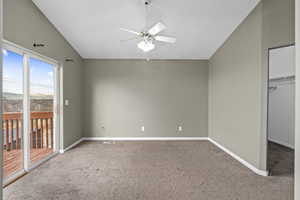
<box><xmin>2</xmin><ymin>49</ymin><xmax>24</xmax><ymax>179</ymax></box>
<box><xmin>29</xmin><ymin>57</ymin><xmax>55</xmax><ymax>165</ymax></box>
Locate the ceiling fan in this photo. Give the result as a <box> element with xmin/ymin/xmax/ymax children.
<box><xmin>120</xmin><ymin>0</ymin><xmax>176</xmax><ymax>53</ymax></box>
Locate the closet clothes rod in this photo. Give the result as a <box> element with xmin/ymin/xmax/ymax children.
<box><xmin>269</xmin><ymin>75</ymin><xmax>295</xmax><ymax>82</ymax></box>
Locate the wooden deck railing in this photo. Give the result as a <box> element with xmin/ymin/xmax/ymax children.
<box><xmin>2</xmin><ymin>112</ymin><xmax>54</xmax><ymax>151</ymax></box>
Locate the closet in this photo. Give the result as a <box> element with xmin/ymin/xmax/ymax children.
<box><xmin>268</xmin><ymin>45</ymin><xmax>295</xmax><ymax>149</ymax></box>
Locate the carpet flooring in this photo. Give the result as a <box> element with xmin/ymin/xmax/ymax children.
<box><xmin>4</xmin><ymin>141</ymin><xmax>294</xmax><ymax>200</ymax></box>
<box><xmin>268</xmin><ymin>141</ymin><xmax>294</xmax><ymax>176</ymax></box>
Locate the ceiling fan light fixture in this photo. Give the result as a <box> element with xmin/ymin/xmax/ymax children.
<box><xmin>137</xmin><ymin>40</ymin><xmax>155</xmax><ymax>52</ymax></box>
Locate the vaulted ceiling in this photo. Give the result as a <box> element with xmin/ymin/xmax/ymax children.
<box><xmin>33</xmin><ymin>0</ymin><xmax>260</xmax><ymax>59</ymax></box>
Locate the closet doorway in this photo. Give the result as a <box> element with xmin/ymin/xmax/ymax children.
<box><xmin>267</xmin><ymin>44</ymin><xmax>295</xmax><ymax>175</ymax></box>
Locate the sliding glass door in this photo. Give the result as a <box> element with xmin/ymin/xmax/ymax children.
<box><xmin>2</xmin><ymin>49</ymin><xmax>24</xmax><ymax>180</ymax></box>
<box><xmin>2</xmin><ymin>42</ymin><xmax>60</xmax><ymax>183</ymax></box>
<box><xmin>29</xmin><ymin>57</ymin><xmax>56</xmax><ymax>165</ymax></box>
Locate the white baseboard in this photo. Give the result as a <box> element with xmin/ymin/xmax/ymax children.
<box><xmin>61</xmin><ymin>136</ymin><xmax>268</xmax><ymax>177</ymax></box>
<box><xmin>82</xmin><ymin>137</ymin><xmax>209</xmax><ymax>141</ymax></box>
<box><xmin>268</xmin><ymin>138</ymin><xmax>294</xmax><ymax>149</ymax></box>
<box><xmin>208</xmin><ymin>138</ymin><xmax>269</xmax><ymax>176</ymax></box>
<box><xmin>60</xmin><ymin>138</ymin><xmax>84</xmax><ymax>153</ymax></box>
<box><xmin>60</xmin><ymin>137</ymin><xmax>209</xmax><ymax>154</ymax></box>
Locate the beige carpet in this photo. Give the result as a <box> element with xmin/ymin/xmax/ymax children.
<box><xmin>4</xmin><ymin>141</ymin><xmax>294</xmax><ymax>200</ymax></box>
<box><xmin>268</xmin><ymin>141</ymin><xmax>294</xmax><ymax>177</ymax></box>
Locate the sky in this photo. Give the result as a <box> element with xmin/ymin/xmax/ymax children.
<box><xmin>3</xmin><ymin>49</ymin><xmax>54</xmax><ymax>96</ymax></box>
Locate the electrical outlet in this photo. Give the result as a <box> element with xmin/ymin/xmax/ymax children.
<box><xmin>178</xmin><ymin>126</ymin><xmax>183</xmax><ymax>132</ymax></box>
<box><xmin>141</xmin><ymin>126</ymin><xmax>145</xmax><ymax>132</ymax></box>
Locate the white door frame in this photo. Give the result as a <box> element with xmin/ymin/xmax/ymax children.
<box><xmin>295</xmin><ymin>0</ymin><xmax>300</xmax><ymax>198</ymax></box>
<box><xmin>2</xmin><ymin>40</ymin><xmax>63</xmax><ymax>184</ymax></box>
<box><xmin>0</xmin><ymin>0</ymin><xmax>3</xmax><ymax>197</ymax></box>
<box><xmin>23</xmin><ymin>53</ymin><xmax>30</xmax><ymax>171</ymax></box>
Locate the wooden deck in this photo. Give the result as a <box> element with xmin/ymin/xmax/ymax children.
<box><xmin>2</xmin><ymin>111</ymin><xmax>54</xmax><ymax>179</ymax></box>
<box><xmin>3</xmin><ymin>148</ymin><xmax>53</xmax><ymax>179</ymax></box>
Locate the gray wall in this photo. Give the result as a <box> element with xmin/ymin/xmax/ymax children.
<box><xmin>3</xmin><ymin>0</ymin><xmax>83</xmax><ymax>148</ymax></box>
<box><xmin>209</xmin><ymin>0</ymin><xmax>295</xmax><ymax>171</ymax></box>
<box><xmin>262</xmin><ymin>0</ymin><xmax>295</xmax><ymax>48</ymax></box>
<box><xmin>209</xmin><ymin>4</ymin><xmax>263</xmax><ymax>169</ymax></box>
<box><xmin>83</xmin><ymin>60</ymin><xmax>208</xmax><ymax>138</ymax></box>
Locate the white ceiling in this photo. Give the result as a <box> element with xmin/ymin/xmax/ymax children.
<box><xmin>32</xmin><ymin>0</ymin><xmax>260</xmax><ymax>60</ymax></box>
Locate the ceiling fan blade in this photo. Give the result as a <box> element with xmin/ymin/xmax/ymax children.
<box><xmin>120</xmin><ymin>28</ymin><xmax>141</xmax><ymax>36</ymax></box>
<box><xmin>148</xmin><ymin>22</ymin><xmax>166</xmax><ymax>35</ymax></box>
<box><xmin>120</xmin><ymin>37</ymin><xmax>140</xmax><ymax>43</ymax></box>
<box><xmin>154</xmin><ymin>35</ymin><xmax>176</xmax><ymax>43</ymax></box>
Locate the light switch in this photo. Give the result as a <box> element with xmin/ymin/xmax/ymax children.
<box><xmin>65</xmin><ymin>99</ymin><xmax>70</xmax><ymax>106</ymax></box>
<box><xmin>178</xmin><ymin>126</ymin><xmax>183</xmax><ymax>132</ymax></box>
<box><xmin>141</xmin><ymin>126</ymin><xmax>145</xmax><ymax>132</ymax></box>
